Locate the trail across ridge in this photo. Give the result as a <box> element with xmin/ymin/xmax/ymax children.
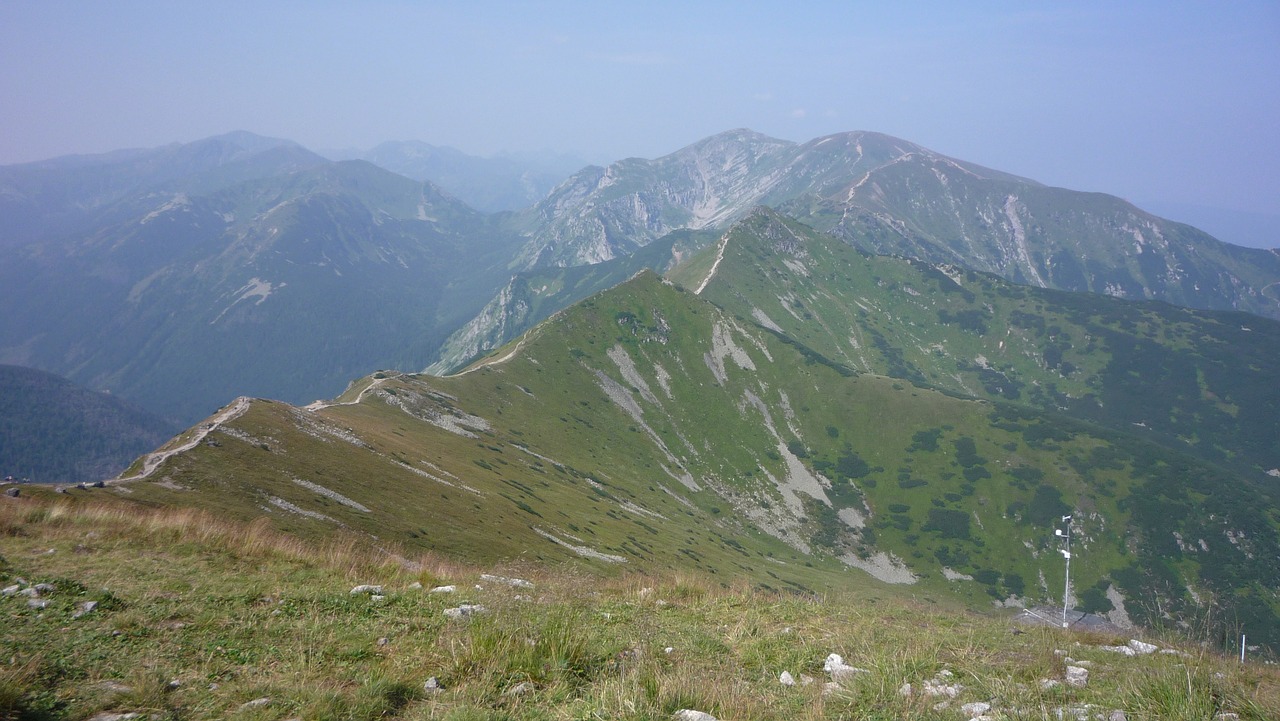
<box><xmin>111</xmin><ymin>396</ymin><xmax>253</xmax><ymax>484</ymax></box>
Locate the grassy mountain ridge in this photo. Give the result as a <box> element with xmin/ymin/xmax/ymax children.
<box><xmin>691</xmin><ymin>207</ymin><xmax>1280</xmax><ymax>478</ymax></box>
<box><xmin>106</xmin><ymin>271</ymin><xmax>1280</xmax><ymax>651</ymax></box>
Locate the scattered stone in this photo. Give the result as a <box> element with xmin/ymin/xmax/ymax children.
<box><xmin>92</xmin><ymin>480</ymin><xmax>105</xmax><ymax>488</ymax></box>
<box><xmin>1065</xmin><ymin>666</ymin><xmax>1089</xmax><ymax>688</ymax></box>
<box><xmin>664</xmin><ymin>647</ymin><xmax>674</xmax><ymax>654</ymax></box>
<box><xmin>779</xmin><ymin>671</ymin><xmax>796</xmax><ymax>687</ymax></box>
<box><xmin>1214</xmin><ymin>713</ymin><xmax>1241</xmax><ymax>720</ymax></box>
<box><xmin>4</xmin><ymin>487</ymin><xmax>18</xmax><ymax>497</ymax></box>
<box><xmin>922</xmin><ymin>670</ymin><xmax>964</xmax><ymax>698</ymax></box>
<box><xmin>86</xmin><ymin>713</ymin><xmax>141</xmax><ymax>721</ymax></box>
<box><xmin>1</xmin><ymin>584</ymin><xmax>19</xmax><ymax>596</ymax></box>
<box><xmin>821</xmin><ymin>681</ymin><xmax>841</xmax><ymax>697</ymax></box>
<box><xmin>898</xmin><ymin>682</ymin><xmax>912</xmax><ymax>697</ymax></box>
<box><xmin>505</xmin><ymin>681</ymin><xmax>535</xmax><ymax>696</ymax></box>
<box><xmin>673</xmin><ymin>711</ymin><xmax>717</xmax><ymax>721</ymax></box>
<box><xmin>240</xmin><ymin>697</ymin><xmax>271</xmax><ymax>709</ymax></box>
<box><xmin>1108</xmin><ymin>711</ymin><xmax>1128</xmax><ymax>721</ymax></box>
<box><xmin>376</xmin><ymin>637</ymin><xmax>389</xmax><ymax>646</ymax></box>
<box><xmin>962</xmin><ymin>701</ymin><xmax>992</xmax><ymax>716</ymax></box>
<box><xmin>73</xmin><ymin>600</ymin><xmax>99</xmax><ymax>618</ymax></box>
<box><xmin>822</xmin><ymin>653</ymin><xmax>869</xmax><ymax>683</ymax></box>
<box><xmin>1099</xmin><ymin>644</ymin><xmax>1137</xmax><ymax>657</ymax></box>
<box><xmin>799</xmin><ymin>674</ymin><xmax>815</xmax><ymax>686</ymax></box>
<box><xmin>371</xmin><ymin>594</ymin><xmax>385</xmax><ymax>602</ymax></box>
<box><xmin>481</xmin><ymin>573</ymin><xmax>533</xmax><ymax>589</ymax></box>
<box><xmin>424</xmin><ymin>676</ymin><xmax>442</xmax><ymax>693</ymax></box>
<box><xmin>349</xmin><ymin>584</ymin><xmax>383</xmax><ymax>595</ymax></box>
<box><xmin>407</xmin><ymin>581</ymin><xmax>423</xmax><ymax>590</ymax></box>
<box><xmin>1126</xmin><ymin>639</ymin><xmax>1158</xmax><ymax>655</ymax></box>
<box><xmin>167</xmin><ymin>679</ymin><xmax>181</xmax><ymax>689</ymax></box>
<box><xmin>932</xmin><ymin>700</ymin><xmax>952</xmax><ymax>711</ymax></box>
<box><xmin>443</xmin><ymin>603</ymin><xmax>487</xmax><ymax>619</ymax></box>
<box><xmin>1040</xmin><ymin>679</ymin><xmax>1062</xmax><ymax>690</ymax></box>
<box><xmin>430</xmin><ymin>585</ymin><xmax>456</xmax><ymax>594</ymax></box>
<box><xmin>27</xmin><ymin>598</ymin><xmax>48</xmax><ymax>609</ymax></box>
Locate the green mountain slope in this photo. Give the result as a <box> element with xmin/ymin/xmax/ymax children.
<box><xmin>107</xmin><ymin>272</ymin><xmax>1280</xmax><ymax>650</ymax></box>
<box><xmin>0</xmin><ymin>364</ymin><xmax>177</xmax><ymax>483</ymax></box>
<box><xmin>690</xmin><ymin>208</ymin><xmax>1280</xmax><ymax>479</ymax></box>
<box><xmin>428</xmin><ymin>228</ymin><xmax>720</xmax><ymax>373</ymax></box>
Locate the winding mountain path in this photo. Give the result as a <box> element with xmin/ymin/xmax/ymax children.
<box><xmin>111</xmin><ymin>396</ymin><xmax>253</xmax><ymax>484</ymax></box>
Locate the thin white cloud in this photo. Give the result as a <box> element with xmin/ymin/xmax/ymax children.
<box><xmin>790</xmin><ymin>108</ymin><xmax>808</xmax><ymax>119</ymax></box>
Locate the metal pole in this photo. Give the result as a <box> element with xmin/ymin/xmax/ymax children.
<box><xmin>1241</xmin><ymin>634</ymin><xmax>1246</xmax><ymax>663</ymax></box>
<box><xmin>1057</xmin><ymin>515</ymin><xmax>1072</xmax><ymax>629</ymax></box>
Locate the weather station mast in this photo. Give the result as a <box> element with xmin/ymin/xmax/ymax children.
<box><xmin>1055</xmin><ymin>515</ymin><xmax>1073</xmax><ymax>628</ymax></box>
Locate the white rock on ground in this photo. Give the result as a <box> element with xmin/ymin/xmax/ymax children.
<box><xmin>429</xmin><ymin>585</ymin><xmax>456</xmax><ymax>593</ymax></box>
<box><xmin>1065</xmin><ymin>665</ymin><xmax>1089</xmax><ymax>688</ymax></box>
<box><xmin>443</xmin><ymin>603</ymin><xmax>487</xmax><ymax>619</ymax></box>
<box><xmin>673</xmin><ymin>710</ymin><xmax>717</xmax><ymax>721</ymax></box>
<box><xmin>962</xmin><ymin>701</ymin><xmax>992</xmax><ymax>715</ymax></box>
<box><xmin>1099</xmin><ymin>644</ymin><xmax>1137</xmax><ymax>656</ymax></box>
<box><xmin>779</xmin><ymin>671</ymin><xmax>795</xmax><ymax>686</ymax></box>
<box><xmin>349</xmin><ymin>584</ymin><xmax>383</xmax><ymax>595</ymax></box>
<box><xmin>1127</xmin><ymin>639</ymin><xmax>1158</xmax><ymax>654</ymax></box>
<box><xmin>822</xmin><ymin>653</ymin><xmax>869</xmax><ymax>682</ymax></box>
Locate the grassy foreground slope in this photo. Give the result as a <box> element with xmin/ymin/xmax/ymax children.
<box><xmin>104</xmin><ymin>271</ymin><xmax>1280</xmax><ymax>651</ymax></box>
<box><xmin>2</xmin><ymin>497</ymin><xmax>1277</xmax><ymax>721</ymax></box>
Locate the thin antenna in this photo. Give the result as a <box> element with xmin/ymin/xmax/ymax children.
<box><xmin>1055</xmin><ymin>515</ymin><xmax>1073</xmax><ymax>628</ymax></box>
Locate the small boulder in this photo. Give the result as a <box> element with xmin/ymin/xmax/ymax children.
<box><xmin>779</xmin><ymin>671</ymin><xmax>796</xmax><ymax>687</ymax></box>
<box><xmin>1099</xmin><ymin>644</ymin><xmax>1136</xmax><ymax>656</ymax></box>
<box><xmin>962</xmin><ymin>701</ymin><xmax>992</xmax><ymax>716</ymax></box>
<box><xmin>1</xmin><ymin>584</ymin><xmax>19</xmax><ymax>596</ymax></box>
<box><xmin>423</xmin><ymin>676</ymin><xmax>442</xmax><ymax>693</ymax></box>
<box><xmin>4</xmin><ymin>487</ymin><xmax>18</xmax><ymax>498</ymax></box>
<box><xmin>673</xmin><ymin>711</ymin><xmax>717</xmax><ymax>721</ymax></box>
<box><xmin>73</xmin><ymin>600</ymin><xmax>98</xmax><ymax>618</ymax></box>
<box><xmin>349</xmin><ymin>584</ymin><xmax>383</xmax><ymax>595</ymax></box>
<box><xmin>822</xmin><ymin>653</ymin><xmax>869</xmax><ymax>683</ymax></box>
<box><xmin>429</xmin><ymin>585</ymin><xmax>456</xmax><ymax>594</ymax></box>
<box><xmin>1065</xmin><ymin>665</ymin><xmax>1089</xmax><ymax>688</ymax></box>
<box><xmin>239</xmin><ymin>697</ymin><xmax>271</xmax><ymax>709</ymax></box>
<box><xmin>1126</xmin><ymin>639</ymin><xmax>1158</xmax><ymax>655</ymax></box>
<box><xmin>443</xmin><ymin>603</ymin><xmax>487</xmax><ymax>619</ymax></box>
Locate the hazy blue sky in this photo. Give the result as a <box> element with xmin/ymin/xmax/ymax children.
<box><xmin>2</xmin><ymin>1</ymin><xmax>1277</xmax><ymax>244</ymax></box>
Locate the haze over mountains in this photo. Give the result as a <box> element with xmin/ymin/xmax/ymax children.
<box><xmin>2</xmin><ymin>128</ymin><xmax>1278</xmax><ymax>429</ymax></box>
<box><xmin>4</xmin><ymin>127</ymin><xmax>1280</xmax><ymax>653</ymax></box>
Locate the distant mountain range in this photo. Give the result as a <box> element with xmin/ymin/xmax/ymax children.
<box><xmin>3</xmin><ymin>128</ymin><xmax>1279</xmax><ymax>430</ymax></box>
<box><xmin>326</xmin><ymin>140</ymin><xmax>587</xmax><ymax>212</ymax></box>
<box><xmin>0</xmin><ymin>364</ymin><xmax>176</xmax><ymax>483</ymax></box>
<box><xmin>512</xmin><ymin>129</ymin><xmax>1280</xmax><ymax>319</ymax></box>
